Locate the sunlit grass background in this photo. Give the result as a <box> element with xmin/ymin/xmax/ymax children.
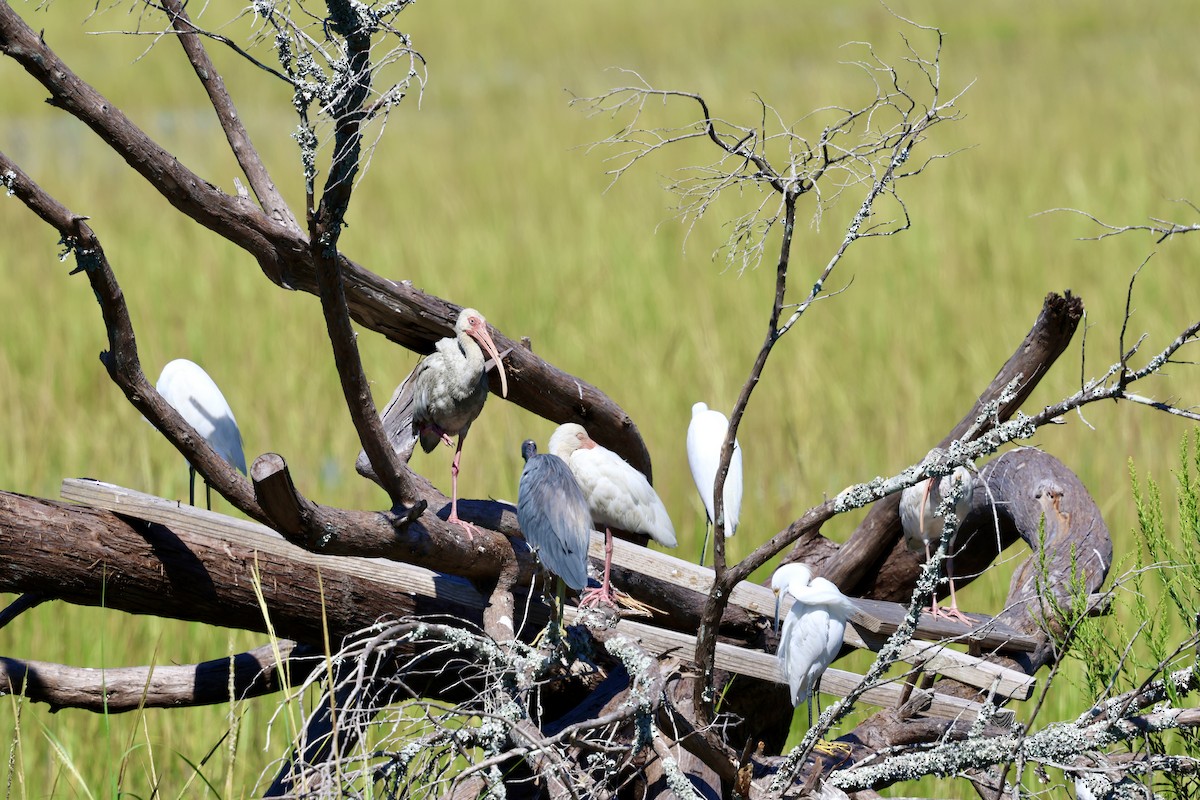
<box><xmin>1</xmin><ymin>0</ymin><xmax>1197</xmax><ymax>796</ymax></box>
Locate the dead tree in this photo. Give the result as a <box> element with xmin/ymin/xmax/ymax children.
<box><xmin>2</xmin><ymin>3</ymin><xmax>1199</xmax><ymax>798</ymax></box>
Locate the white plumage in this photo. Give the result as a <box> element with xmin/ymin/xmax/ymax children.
<box><xmin>155</xmin><ymin>358</ymin><xmax>246</xmax><ymax>508</ymax></box>
<box><xmin>549</xmin><ymin>423</ymin><xmax>675</xmax><ymax>606</ymax></box>
<box><xmin>771</xmin><ymin>563</ymin><xmax>857</xmax><ymax>725</ymax></box>
<box><xmin>687</xmin><ymin>402</ymin><xmax>742</xmax><ymax>564</ymax></box>
<box><xmin>549</xmin><ymin>423</ymin><xmax>676</xmax><ymax>547</ymax></box>
<box><xmin>899</xmin><ymin>466</ymin><xmax>976</xmax><ymax>622</ymax></box>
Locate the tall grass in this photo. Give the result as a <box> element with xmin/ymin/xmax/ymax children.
<box><xmin>1</xmin><ymin>0</ymin><xmax>1198</xmax><ymax>795</ymax></box>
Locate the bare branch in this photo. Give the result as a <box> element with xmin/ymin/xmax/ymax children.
<box><xmin>160</xmin><ymin>0</ymin><xmax>299</xmax><ymax>230</ymax></box>
<box><xmin>1041</xmin><ymin>201</ymin><xmax>1200</xmax><ymax>244</ymax></box>
<box><xmin>0</xmin><ymin>642</ymin><xmax>318</xmax><ymax>713</ymax></box>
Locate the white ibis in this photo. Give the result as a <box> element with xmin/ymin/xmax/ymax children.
<box><xmin>771</xmin><ymin>562</ymin><xmax>858</xmax><ymax>731</ymax></box>
<box><xmin>517</xmin><ymin>439</ymin><xmax>592</xmax><ymax>631</ymax></box>
<box><xmin>899</xmin><ymin>466</ymin><xmax>976</xmax><ymax>624</ymax></box>
<box><xmin>155</xmin><ymin>358</ymin><xmax>247</xmax><ymax>509</ymax></box>
<box><xmin>411</xmin><ymin>308</ymin><xmax>509</xmax><ymax>534</ymax></box>
<box><xmin>548</xmin><ymin>423</ymin><xmax>676</xmax><ymax>607</ymax></box>
<box><xmin>686</xmin><ymin>402</ymin><xmax>743</xmax><ymax>565</ymax></box>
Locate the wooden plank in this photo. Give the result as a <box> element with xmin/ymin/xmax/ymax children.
<box><xmin>566</xmin><ymin>610</ymin><xmax>1008</xmax><ymax>723</ymax></box>
<box><xmin>60</xmin><ymin>479</ymin><xmax>1035</xmax><ymax>701</ymax></box>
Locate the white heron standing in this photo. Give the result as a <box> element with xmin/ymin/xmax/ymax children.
<box><xmin>155</xmin><ymin>358</ymin><xmax>247</xmax><ymax>509</ymax></box>
<box><xmin>517</xmin><ymin>439</ymin><xmax>592</xmax><ymax>632</ymax></box>
<box><xmin>686</xmin><ymin>402</ymin><xmax>743</xmax><ymax>565</ymax></box>
<box><xmin>771</xmin><ymin>563</ymin><xmax>858</xmax><ymax>731</ymax></box>
<box><xmin>548</xmin><ymin>423</ymin><xmax>676</xmax><ymax>607</ymax></box>
<box><xmin>411</xmin><ymin>308</ymin><xmax>509</xmax><ymax>535</ymax></box>
<box><xmin>899</xmin><ymin>466</ymin><xmax>976</xmax><ymax>624</ymax></box>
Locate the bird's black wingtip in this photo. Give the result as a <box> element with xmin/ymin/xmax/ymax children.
<box><xmin>520</xmin><ymin>439</ymin><xmax>538</xmax><ymax>461</ymax></box>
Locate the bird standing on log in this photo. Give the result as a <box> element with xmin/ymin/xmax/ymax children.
<box><xmin>155</xmin><ymin>358</ymin><xmax>247</xmax><ymax>510</ymax></box>
<box><xmin>900</xmin><ymin>466</ymin><xmax>976</xmax><ymax>624</ymax></box>
<box><xmin>412</xmin><ymin>308</ymin><xmax>509</xmax><ymax>535</ymax></box>
<box><xmin>517</xmin><ymin>439</ymin><xmax>592</xmax><ymax>633</ymax></box>
<box><xmin>549</xmin><ymin>423</ymin><xmax>675</xmax><ymax>607</ymax></box>
<box><xmin>686</xmin><ymin>401</ymin><xmax>742</xmax><ymax>565</ymax></box>
<box><xmin>771</xmin><ymin>563</ymin><xmax>858</xmax><ymax>736</ymax></box>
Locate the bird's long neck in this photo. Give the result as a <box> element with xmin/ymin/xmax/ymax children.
<box><xmin>457</xmin><ymin>332</ymin><xmax>485</xmax><ymax>373</ymax></box>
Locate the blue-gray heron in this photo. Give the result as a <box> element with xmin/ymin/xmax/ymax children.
<box><xmin>517</xmin><ymin>439</ymin><xmax>592</xmax><ymax>631</ymax></box>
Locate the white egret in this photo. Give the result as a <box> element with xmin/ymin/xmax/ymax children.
<box><xmin>548</xmin><ymin>423</ymin><xmax>676</xmax><ymax>607</ymax></box>
<box><xmin>411</xmin><ymin>308</ymin><xmax>509</xmax><ymax>535</ymax></box>
<box><xmin>155</xmin><ymin>358</ymin><xmax>247</xmax><ymax>509</ymax></box>
<box><xmin>517</xmin><ymin>439</ymin><xmax>592</xmax><ymax>632</ymax></box>
<box><xmin>899</xmin><ymin>466</ymin><xmax>976</xmax><ymax>624</ymax></box>
<box><xmin>686</xmin><ymin>402</ymin><xmax>743</xmax><ymax>565</ymax></box>
<box><xmin>771</xmin><ymin>563</ymin><xmax>858</xmax><ymax>730</ymax></box>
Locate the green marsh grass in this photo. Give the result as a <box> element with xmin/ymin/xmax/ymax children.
<box><xmin>2</xmin><ymin>0</ymin><xmax>1199</xmax><ymax>795</ymax></box>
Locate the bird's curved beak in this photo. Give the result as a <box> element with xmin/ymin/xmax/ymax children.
<box><xmin>474</xmin><ymin>326</ymin><xmax>509</xmax><ymax>398</ymax></box>
<box><xmin>773</xmin><ymin>589</ymin><xmax>782</xmax><ymax>634</ymax></box>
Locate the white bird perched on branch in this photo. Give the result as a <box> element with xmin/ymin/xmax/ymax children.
<box><xmin>899</xmin><ymin>465</ymin><xmax>976</xmax><ymax>624</ymax></box>
<box><xmin>155</xmin><ymin>358</ymin><xmax>247</xmax><ymax>509</ymax></box>
<box><xmin>549</xmin><ymin>422</ymin><xmax>676</xmax><ymax>608</ymax></box>
<box><xmin>771</xmin><ymin>563</ymin><xmax>858</xmax><ymax>732</ymax></box>
<box><xmin>411</xmin><ymin>307</ymin><xmax>509</xmax><ymax>536</ymax></box>
<box><xmin>517</xmin><ymin>439</ymin><xmax>592</xmax><ymax>632</ymax></box>
<box><xmin>686</xmin><ymin>402</ymin><xmax>743</xmax><ymax>565</ymax></box>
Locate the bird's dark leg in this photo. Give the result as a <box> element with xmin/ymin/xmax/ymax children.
<box><xmin>188</xmin><ymin>466</ymin><xmax>197</xmax><ymax>507</ymax></box>
<box><xmin>579</xmin><ymin>528</ymin><xmax>618</xmax><ymax>608</ymax></box>
<box><xmin>698</xmin><ymin>519</ymin><xmax>711</xmax><ymax>566</ymax></box>
<box><xmin>205</xmin><ymin>480</ymin><xmax>212</xmax><ymax>511</ymax></box>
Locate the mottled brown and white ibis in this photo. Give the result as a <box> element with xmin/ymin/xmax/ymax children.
<box><xmin>517</xmin><ymin>439</ymin><xmax>593</xmax><ymax>632</ymax></box>
<box><xmin>771</xmin><ymin>563</ymin><xmax>857</xmax><ymax>732</ymax></box>
<box><xmin>899</xmin><ymin>466</ymin><xmax>976</xmax><ymax>624</ymax></box>
<box><xmin>686</xmin><ymin>401</ymin><xmax>743</xmax><ymax>565</ymax></box>
<box><xmin>548</xmin><ymin>423</ymin><xmax>675</xmax><ymax>607</ymax></box>
<box><xmin>412</xmin><ymin>307</ymin><xmax>508</xmax><ymax>534</ymax></box>
<box><xmin>155</xmin><ymin>358</ymin><xmax>247</xmax><ymax>509</ymax></box>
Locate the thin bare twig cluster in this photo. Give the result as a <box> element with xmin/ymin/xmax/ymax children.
<box><xmin>260</xmin><ymin>618</ymin><xmax>702</xmax><ymax>799</ymax></box>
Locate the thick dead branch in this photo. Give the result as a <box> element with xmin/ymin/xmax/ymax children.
<box><xmin>0</xmin><ymin>641</ymin><xmax>318</xmax><ymax>713</ymax></box>
<box><xmin>0</xmin><ymin>3</ymin><xmax>651</xmax><ymax>475</ymax></box>
<box><xmin>823</xmin><ymin>290</ymin><xmax>1084</xmax><ymax>598</ymax></box>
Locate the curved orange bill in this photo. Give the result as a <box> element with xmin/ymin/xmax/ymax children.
<box><xmin>475</xmin><ymin>327</ymin><xmax>509</xmax><ymax>398</ymax></box>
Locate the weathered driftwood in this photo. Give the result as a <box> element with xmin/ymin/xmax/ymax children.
<box><xmin>814</xmin><ymin>292</ymin><xmax>1085</xmax><ymax>598</ymax></box>
<box><xmin>0</xmin><ymin>641</ymin><xmax>317</xmax><ymax>713</ymax></box>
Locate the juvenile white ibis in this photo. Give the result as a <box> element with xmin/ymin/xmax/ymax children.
<box><xmin>155</xmin><ymin>358</ymin><xmax>247</xmax><ymax>509</ymax></box>
<box><xmin>548</xmin><ymin>423</ymin><xmax>676</xmax><ymax>607</ymax></box>
<box><xmin>517</xmin><ymin>439</ymin><xmax>593</xmax><ymax>632</ymax></box>
<box><xmin>899</xmin><ymin>466</ymin><xmax>976</xmax><ymax>624</ymax></box>
<box><xmin>411</xmin><ymin>308</ymin><xmax>509</xmax><ymax>534</ymax></box>
<box><xmin>686</xmin><ymin>402</ymin><xmax>743</xmax><ymax>565</ymax></box>
<box><xmin>771</xmin><ymin>562</ymin><xmax>858</xmax><ymax>732</ymax></box>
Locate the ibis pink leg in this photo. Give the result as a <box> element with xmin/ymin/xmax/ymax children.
<box><xmin>942</xmin><ymin>554</ymin><xmax>973</xmax><ymax>625</ymax></box>
<box><xmin>580</xmin><ymin>528</ymin><xmax>618</xmax><ymax>608</ymax></box>
<box><xmin>446</xmin><ymin>436</ymin><xmax>479</xmax><ymax>539</ymax></box>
